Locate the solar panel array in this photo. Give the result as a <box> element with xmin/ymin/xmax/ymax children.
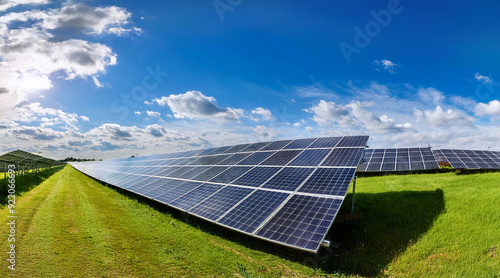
<box><xmin>357</xmin><ymin>148</ymin><xmax>440</xmax><ymax>172</ymax></box>
<box><xmin>70</xmin><ymin>136</ymin><xmax>369</xmax><ymax>252</ymax></box>
<box><xmin>432</xmin><ymin>149</ymin><xmax>500</xmax><ymax>169</ymax></box>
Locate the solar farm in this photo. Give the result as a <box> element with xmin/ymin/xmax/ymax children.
<box><xmin>1</xmin><ymin>136</ymin><xmax>499</xmax><ymax>277</ymax></box>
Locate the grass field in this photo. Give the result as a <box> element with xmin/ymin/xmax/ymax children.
<box><xmin>0</xmin><ymin>165</ymin><xmax>498</xmax><ymax>277</ymax></box>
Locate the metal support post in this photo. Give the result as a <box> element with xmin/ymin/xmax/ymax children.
<box><xmin>351</xmin><ymin>176</ymin><xmax>356</xmax><ymax>215</ymax></box>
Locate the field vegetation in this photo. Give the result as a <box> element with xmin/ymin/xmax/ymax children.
<box><xmin>0</xmin><ymin>165</ymin><xmax>497</xmax><ymax>277</ymax></box>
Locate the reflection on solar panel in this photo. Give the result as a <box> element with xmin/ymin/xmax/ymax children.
<box><xmin>70</xmin><ymin>135</ymin><xmax>369</xmax><ymax>253</ymax></box>
<box><xmin>357</xmin><ymin>148</ymin><xmax>440</xmax><ymax>172</ymax></box>
<box><xmin>433</xmin><ymin>149</ymin><xmax>500</xmax><ymax>169</ymax></box>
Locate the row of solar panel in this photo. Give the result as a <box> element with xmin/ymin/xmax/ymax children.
<box><xmin>71</xmin><ymin>165</ymin><xmax>350</xmax><ymax>251</ymax></box>
<box><xmin>70</xmin><ymin>135</ymin><xmax>370</xmax><ymax>252</ymax></box>
<box><xmin>76</xmin><ymin>165</ymin><xmax>356</xmax><ymax>195</ymax></box>
<box><xmin>433</xmin><ymin>149</ymin><xmax>500</xmax><ymax>169</ymax></box>
<box><xmin>357</xmin><ymin>148</ymin><xmax>440</xmax><ymax>172</ymax></box>
<box><xmin>106</xmin><ymin>136</ymin><xmax>368</xmax><ymax>164</ymax></box>
<box><xmin>92</xmin><ymin>149</ymin><xmax>365</xmax><ymax>170</ymax></box>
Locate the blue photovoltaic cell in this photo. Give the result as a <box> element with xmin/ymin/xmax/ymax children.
<box><xmin>155</xmin><ymin>181</ymin><xmax>202</xmax><ymax>204</ymax></box>
<box><xmin>222</xmin><ymin>144</ymin><xmax>251</xmax><ymax>154</ymax></box>
<box><xmin>298</xmin><ymin>168</ymin><xmax>356</xmax><ymax>196</ymax></box>
<box><xmin>149</xmin><ymin>179</ymin><xmax>185</xmax><ymax>198</ymax></box>
<box><xmin>175</xmin><ymin>157</ymin><xmax>198</xmax><ymax>165</ymax></box>
<box><xmin>217</xmin><ymin>153</ymin><xmax>251</xmax><ymax>165</ymax></box>
<box><xmin>336</xmin><ymin>135</ymin><xmax>369</xmax><ymax>147</ymax></box>
<box><xmin>262</xmin><ymin>167</ymin><xmax>314</xmax><ymax>191</ymax></box>
<box><xmin>168</xmin><ymin>166</ymin><xmax>196</xmax><ymax>178</ymax></box>
<box><xmin>189</xmin><ymin>186</ymin><xmax>254</xmax><ymax>221</ymax></box>
<box><xmin>255</xmin><ymin>195</ymin><xmax>342</xmax><ymax>252</ymax></box>
<box><xmin>321</xmin><ymin>148</ymin><xmax>364</xmax><ymax>167</ymax></box>
<box><xmin>358</xmin><ymin>148</ymin><xmax>440</xmax><ymax>172</ymax></box>
<box><xmin>191</xmin><ymin>166</ymin><xmax>229</xmax><ymax>181</ymax></box>
<box><xmin>283</xmin><ymin>138</ymin><xmax>316</xmax><ymax>149</ymax></box>
<box><xmin>232</xmin><ymin>167</ymin><xmax>282</xmax><ymax>187</ymax></box>
<box><xmin>260</xmin><ymin>150</ymin><xmax>302</xmax><ymax>166</ymax></box>
<box><xmin>435</xmin><ymin>149</ymin><xmax>500</xmax><ymax>169</ymax></box>
<box><xmin>236</xmin><ymin>152</ymin><xmax>274</xmax><ymax>165</ymax></box>
<box><xmin>205</xmin><ymin>146</ymin><xmax>233</xmax><ymax>155</ymax></box>
<box><xmin>240</xmin><ymin>142</ymin><xmax>269</xmax><ymax>152</ymax></box>
<box><xmin>190</xmin><ymin>155</ymin><xmax>232</xmax><ymax>165</ymax></box>
<box><xmin>139</xmin><ymin>178</ymin><xmax>174</xmax><ymax>198</ymax></box>
<box><xmin>176</xmin><ymin>166</ymin><xmax>211</xmax><ymax>180</ymax></box>
<box><xmin>218</xmin><ymin>190</ymin><xmax>290</xmax><ymax>234</ymax></box>
<box><xmin>260</xmin><ymin>140</ymin><xmax>292</xmax><ymax>151</ymax></box>
<box><xmin>209</xmin><ymin>166</ymin><xmax>253</xmax><ymax>183</ymax></box>
<box><xmin>308</xmin><ymin>137</ymin><xmax>341</xmax><ymax>148</ymax></box>
<box><xmin>287</xmin><ymin>149</ymin><xmax>331</xmax><ymax>166</ymax></box>
<box><xmin>169</xmin><ymin>183</ymin><xmax>224</xmax><ymax>211</ymax></box>
<box><xmin>196</xmin><ymin>147</ymin><xmax>218</xmax><ymax>156</ymax></box>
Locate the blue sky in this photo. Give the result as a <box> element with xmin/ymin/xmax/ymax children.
<box><xmin>1</xmin><ymin>0</ymin><xmax>499</xmax><ymax>159</ymax></box>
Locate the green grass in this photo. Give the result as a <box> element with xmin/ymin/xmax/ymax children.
<box><xmin>0</xmin><ymin>165</ymin><xmax>498</xmax><ymax>277</ymax></box>
<box><xmin>0</xmin><ymin>166</ymin><xmax>64</xmax><ymax>207</ymax></box>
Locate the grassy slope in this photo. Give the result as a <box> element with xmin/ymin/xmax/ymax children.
<box><xmin>0</xmin><ymin>165</ymin><xmax>316</xmax><ymax>277</ymax></box>
<box><xmin>0</xmin><ymin>166</ymin><xmax>498</xmax><ymax>277</ymax></box>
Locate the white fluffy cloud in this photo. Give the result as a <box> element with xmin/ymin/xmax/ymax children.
<box><xmin>149</xmin><ymin>91</ymin><xmax>243</xmax><ymax>123</ymax></box>
<box><xmin>374</xmin><ymin>59</ymin><xmax>397</xmax><ymax>73</ymax></box>
<box><xmin>414</xmin><ymin>106</ymin><xmax>475</xmax><ymax>128</ymax></box>
<box><xmin>418</xmin><ymin>87</ymin><xmax>445</xmax><ymax>105</ymax></box>
<box><xmin>9</xmin><ymin>102</ymin><xmax>89</xmax><ymax>130</ymax></box>
<box><xmin>251</xmin><ymin>107</ymin><xmax>273</xmax><ymax>121</ymax></box>
<box><xmin>146</xmin><ymin>110</ymin><xmax>161</xmax><ymax>117</ymax></box>
<box><xmin>474</xmin><ymin>100</ymin><xmax>500</xmax><ymax>116</ymax></box>
<box><xmin>304</xmin><ymin>100</ymin><xmax>350</xmax><ymax>126</ymax></box>
<box><xmin>346</xmin><ymin>101</ymin><xmax>412</xmax><ymax>134</ymax></box>
<box><xmin>0</xmin><ymin>0</ymin><xmax>48</xmax><ymax>12</ymax></box>
<box><xmin>305</xmin><ymin>100</ymin><xmax>412</xmax><ymax>134</ymax></box>
<box><xmin>0</xmin><ymin>3</ymin><xmax>139</xmax><ymax>120</ymax></box>
<box><xmin>474</xmin><ymin>72</ymin><xmax>492</xmax><ymax>84</ymax></box>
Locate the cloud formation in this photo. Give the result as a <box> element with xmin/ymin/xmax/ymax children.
<box><xmin>374</xmin><ymin>59</ymin><xmax>397</xmax><ymax>73</ymax></box>
<box><xmin>414</xmin><ymin>106</ymin><xmax>475</xmax><ymax>128</ymax></box>
<box><xmin>305</xmin><ymin>100</ymin><xmax>412</xmax><ymax>134</ymax></box>
<box><xmin>474</xmin><ymin>100</ymin><xmax>500</xmax><ymax>116</ymax></box>
<box><xmin>0</xmin><ymin>3</ymin><xmax>139</xmax><ymax>120</ymax></box>
<box><xmin>149</xmin><ymin>91</ymin><xmax>243</xmax><ymax>123</ymax></box>
<box><xmin>474</xmin><ymin>72</ymin><xmax>492</xmax><ymax>84</ymax></box>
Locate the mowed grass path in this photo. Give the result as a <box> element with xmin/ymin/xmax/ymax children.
<box><xmin>0</xmin><ymin>165</ymin><xmax>316</xmax><ymax>277</ymax></box>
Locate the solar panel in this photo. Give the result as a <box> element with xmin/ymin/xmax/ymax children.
<box><xmin>70</xmin><ymin>135</ymin><xmax>368</xmax><ymax>253</ymax></box>
<box><xmin>189</xmin><ymin>186</ymin><xmax>254</xmax><ymax>222</ymax></box>
<box><xmin>434</xmin><ymin>149</ymin><xmax>500</xmax><ymax>169</ymax></box>
<box><xmin>262</xmin><ymin>167</ymin><xmax>315</xmax><ymax>191</ymax></box>
<box><xmin>236</xmin><ymin>151</ymin><xmax>274</xmax><ymax>165</ymax></box>
<box><xmin>255</xmin><ymin>195</ymin><xmax>342</xmax><ymax>252</ymax></box>
<box><xmin>218</xmin><ymin>190</ymin><xmax>290</xmax><ymax>234</ymax></box>
<box><xmin>287</xmin><ymin>149</ymin><xmax>331</xmax><ymax>166</ymax></box>
<box><xmin>357</xmin><ymin>148</ymin><xmax>440</xmax><ymax>172</ymax></box>
<box><xmin>209</xmin><ymin>166</ymin><xmax>253</xmax><ymax>183</ymax></box>
<box><xmin>232</xmin><ymin>167</ymin><xmax>282</xmax><ymax>187</ymax></box>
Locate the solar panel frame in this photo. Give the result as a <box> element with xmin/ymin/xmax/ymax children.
<box><xmin>357</xmin><ymin>148</ymin><xmax>440</xmax><ymax>172</ymax></box>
